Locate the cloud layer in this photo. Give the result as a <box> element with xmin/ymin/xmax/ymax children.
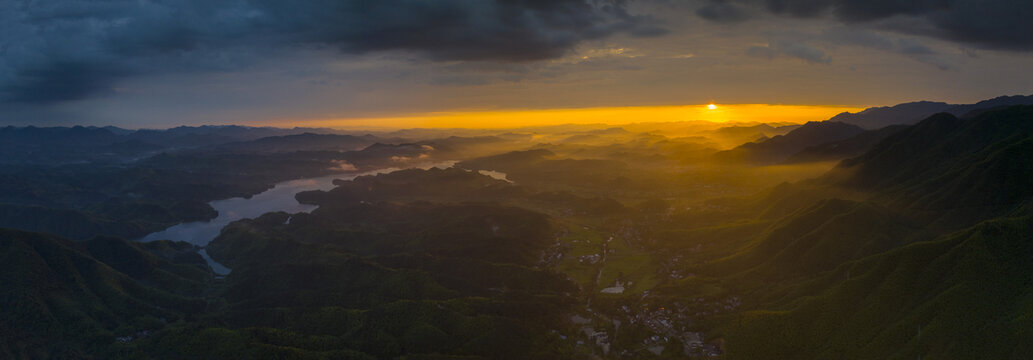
<box><xmin>747</xmin><ymin>39</ymin><xmax>831</xmax><ymax>64</ymax></box>
<box><xmin>696</xmin><ymin>0</ymin><xmax>1033</xmax><ymax>51</ymax></box>
<box><xmin>0</xmin><ymin>0</ymin><xmax>665</xmax><ymax>104</ymax></box>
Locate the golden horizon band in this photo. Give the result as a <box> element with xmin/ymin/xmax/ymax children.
<box><xmin>262</xmin><ymin>104</ymin><xmax>867</xmax><ymax>129</ymax></box>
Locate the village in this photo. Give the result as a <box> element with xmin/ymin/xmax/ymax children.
<box><xmin>550</xmin><ymin>221</ymin><xmax>736</xmax><ymax>358</ymax></box>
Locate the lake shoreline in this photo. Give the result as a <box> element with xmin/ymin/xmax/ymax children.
<box><xmin>138</xmin><ymin>161</ymin><xmax>457</xmax><ymax>275</ymax></box>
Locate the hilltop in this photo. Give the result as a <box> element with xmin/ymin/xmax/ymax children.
<box><xmin>829</xmin><ymin>95</ymin><xmax>1033</xmax><ymax>129</ymax></box>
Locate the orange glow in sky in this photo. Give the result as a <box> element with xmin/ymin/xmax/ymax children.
<box><xmin>271</xmin><ymin>104</ymin><xmax>865</xmax><ymax>129</ymax></box>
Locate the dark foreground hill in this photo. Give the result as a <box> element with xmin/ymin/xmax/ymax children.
<box><xmin>725</xmin><ymin>212</ymin><xmax>1033</xmax><ymax>359</ymax></box>
<box><xmin>0</xmin><ymin>229</ymin><xmax>209</xmax><ymax>358</ymax></box>
<box><xmin>697</xmin><ymin>106</ymin><xmax>1033</xmax><ymax>359</ymax></box>
<box><xmin>1</xmin><ymin>169</ymin><xmax>587</xmax><ymax>359</ymax></box>
<box><xmin>827</xmin><ymin>106</ymin><xmax>1033</xmax><ymax>228</ymax></box>
<box><xmin>154</xmin><ymin>198</ymin><xmax>581</xmax><ymax>359</ymax></box>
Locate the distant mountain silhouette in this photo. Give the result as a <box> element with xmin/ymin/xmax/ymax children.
<box><xmin>216</xmin><ymin>133</ymin><xmax>380</xmax><ymax>153</ymax></box>
<box><xmin>0</xmin><ymin>126</ymin><xmax>132</xmax><ymax>164</ymax></box>
<box><xmin>782</xmin><ymin>125</ymin><xmax>907</xmax><ymax>164</ymax></box>
<box><xmin>830</xmin><ymin>95</ymin><xmax>1033</xmax><ymax>129</ymax></box>
<box><xmin>951</xmin><ymin>95</ymin><xmax>1033</xmax><ymax>118</ymax></box>
<box><xmin>127</xmin><ymin>125</ymin><xmax>340</xmax><ymax>148</ymax></box>
<box><xmin>459</xmin><ymin>149</ymin><xmax>555</xmax><ymax>169</ymax></box>
<box><xmin>0</xmin><ymin>125</ymin><xmax>350</xmax><ymax>165</ymax></box>
<box><xmin>714</xmin><ymin>121</ymin><xmax>865</xmax><ymax>164</ymax></box>
<box><xmin>1</xmin><ymin>125</ymin><xmax>121</xmax><ymax>147</ymax></box>
<box><xmin>826</xmin><ymin>105</ymin><xmax>1033</xmax><ymax>227</ymax></box>
<box><xmin>704</xmin><ymin>123</ymin><xmax>801</xmax><ymax>147</ymax></box>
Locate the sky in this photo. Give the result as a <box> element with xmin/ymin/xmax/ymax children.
<box><xmin>1</xmin><ymin>0</ymin><xmax>1031</xmax><ymax>128</ymax></box>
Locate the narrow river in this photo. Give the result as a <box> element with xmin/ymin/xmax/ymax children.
<box><xmin>139</xmin><ymin>161</ymin><xmax>456</xmax><ymax>274</ymax></box>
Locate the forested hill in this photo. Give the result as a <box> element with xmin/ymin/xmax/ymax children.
<box><xmin>827</xmin><ymin>105</ymin><xmax>1033</xmax><ymax>227</ymax></box>
<box><xmin>709</xmin><ymin>105</ymin><xmax>1033</xmax><ymax>359</ymax></box>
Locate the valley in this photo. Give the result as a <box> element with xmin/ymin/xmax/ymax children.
<box><xmin>4</xmin><ymin>1</ymin><xmax>1033</xmax><ymax>357</ymax></box>
<box><xmin>3</xmin><ymin>101</ymin><xmax>1032</xmax><ymax>359</ymax></box>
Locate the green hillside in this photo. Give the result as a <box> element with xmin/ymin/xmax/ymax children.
<box><xmin>144</xmin><ymin>201</ymin><xmax>583</xmax><ymax>359</ymax></box>
<box><xmin>830</xmin><ymin>106</ymin><xmax>1033</xmax><ymax>221</ymax></box>
<box><xmin>0</xmin><ymin>229</ymin><xmax>208</xmax><ymax>359</ymax></box>
<box><xmin>708</xmin><ymin>106</ymin><xmax>1033</xmax><ymax>358</ymax></box>
<box><xmin>5</xmin><ymin>106</ymin><xmax>1033</xmax><ymax>358</ymax></box>
<box><xmin>724</xmin><ymin>214</ymin><xmax>1033</xmax><ymax>359</ymax></box>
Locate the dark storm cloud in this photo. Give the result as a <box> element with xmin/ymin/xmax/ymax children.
<box><xmin>746</xmin><ymin>39</ymin><xmax>831</xmax><ymax>64</ymax></box>
<box><xmin>821</xmin><ymin>27</ymin><xmax>952</xmax><ymax>70</ymax></box>
<box><xmin>0</xmin><ymin>0</ymin><xmax>665</xmax><ymax>104</ymax></box>
<box><xmin>697</xmin><ymin>0</ymin><xmax>1033</xmax><ymax>51</ymax></box>
<box><xmin>695</xmin><ymin>0</ymin><xmax>751</xmax><ymax>23</ymax></box>
<box><xmin>1</xmin><ymin>62</ymin><xmax>126</xmax><ymax>104</ymax></box>
<box><xmin>251</xmin><ymin>0</ymin><xmax>659</xmax><ymax>62</ymax></box>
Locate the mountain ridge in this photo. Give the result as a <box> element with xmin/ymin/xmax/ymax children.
<box><xmin>714</xmin><ymin>121</ymin><xmax>865</xmax><ymax>164</ymax></box>
<box><xmin>830</xmin><ymin>95</ymin><xmax>1033</xmax><ymax>129</ymax></box>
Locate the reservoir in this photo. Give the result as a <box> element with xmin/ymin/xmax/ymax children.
<box><xmin>139</xmin><ymin>161</ymin><xmax>455</xmax><ymax>274</ymax></box>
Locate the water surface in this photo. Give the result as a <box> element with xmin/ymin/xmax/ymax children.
<box><xmin>139</xmin><ymin>161</ymin><xmax>455</xmax><ymax>274</ymax></box>
<box><xmin>139</xmin><ymin>173</ymin><xmax>344</xmax><ymax>246</ymax></box>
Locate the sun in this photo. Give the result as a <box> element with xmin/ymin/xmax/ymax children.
<box><xmin>707</xmin><ymin>103</ymin><xmax>717</xmax><ymax>110</ymax></box>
